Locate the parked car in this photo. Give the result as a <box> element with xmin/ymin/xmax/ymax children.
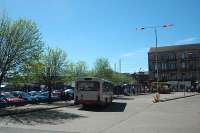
<box><xmin>0</xmin><ymin>92</ymin><xmax>25</xmax><ymax>106</ymax></box>
<box><xmin>64</xmin><ymin>88</ymin><xmax>74</xmax><ymax>100</ymax></box>
<box><xmin>28</xmin><ymin>91</ymin><xmax>48</xmax><ymax>102</ymax></box>
<box><xmin>28</xmin><ymin>91</ymin><xmax>59</xmax><ymax>102</ymax></box>
<box><xmin>29</xmin><ymin>91</ymin><xmax>38</xmax><ymax>95</ymax></box>
<box><xmin>0</xmin><ymin>95</ymin><xmax>8</xmax><ymax>108</ymax></box>
<box><xmin>52</xmin><ymin>89</ymin><xmax>64</xmax><ymax>99</ymax></box>
<box><xmin>11</xmin><ymin>91</ymin><xmax>37</xmax><ymax>103</ymax></box>
<box><xmin>41</xmin><ymin>91</ymin><xmax>60</xmax><ymax>101</ymax></box>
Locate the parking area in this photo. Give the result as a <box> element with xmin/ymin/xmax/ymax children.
<box><xmin>0</xmin><ymin>89</ymin><xmax>74</xmax><ymax>109</ymax></box>
<box><xmin>0</xmin><ymin>94</ymin><xmax>153</xmax><ymax>132</ymax></box>
<box><xmin>0</xmin><ymin>94</ymin><xmax>200</xmax><ymax>133</ymax></box>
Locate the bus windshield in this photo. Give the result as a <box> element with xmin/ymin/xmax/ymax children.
<box><xmin>77</xmin><ymin>81</ymin><xmax>100</xmax><ymax>91</ymax></box>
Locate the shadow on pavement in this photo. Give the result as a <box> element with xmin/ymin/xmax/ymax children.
<box><xmin>114</xmin><ymin>96</ymin><xmax>135</xmax><ymax>100</ymax></box>
<box><xmin>79</xmin><ymin>102</ymin><xmax>127</xmax><ymax>112</ymax></box>
<box><xmin>1</xmin><ymin>109</ymin><xmax>86</xmax><ymax>125</ymax></box>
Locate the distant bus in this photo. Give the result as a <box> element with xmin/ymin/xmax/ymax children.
<box><xmin>74</xmin><ymin>77</ymin><xmax>113</xmax><ymax>106</ymax></box>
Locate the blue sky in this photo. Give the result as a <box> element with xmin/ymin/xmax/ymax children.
<box><xmin>1</xmin><ymin>0</ymin><xmax>200</xmax><ymax>73</ymax></box>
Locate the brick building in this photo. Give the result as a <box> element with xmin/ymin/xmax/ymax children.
<box><xmin>148</xmin><ymin>43</ymin><xmax>200</xmax><ymax>89</ymax></box>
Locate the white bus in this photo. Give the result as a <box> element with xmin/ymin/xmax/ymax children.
<box><xmin>74</xmin><ymin>77</ymin><xmax>113</xmax><ymax>106</ymax></box>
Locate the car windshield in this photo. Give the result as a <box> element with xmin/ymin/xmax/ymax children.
<box><xmin>11</xmin><ymin>92</ymin><xmax>18</xmax><ymax>97</ymax></box>
<box><xmin>12</xmin><ymin>92</ymin><xmax>24</xmax><ymax>96</ymax></box>
<box><xmin>29</xmin><ymin>92</ymin><xmax>38</xmax><ymax>96</ymax></box>
<box><xmin>2</xmin><ymin>93</ymin><xmax>15</xmax><ymax>98</ymax></box>
<box><xmin>65</xmin><ymin>89</ymin><xmax>73</xmax><ymax>92</ymax></box>
<box><xmin>77</xmin><ymin>81</ymin><xmax>100</xmax><ymax>91</ymax></box>
<box><xmin>21</xmin><ymin>92</ymin><xmax>30</xmax><ymax>97</ymax></box>
<box><xmin>41</xmin><ymin>92</ymin><xmax>48</xmax><ymax>96</ymax></box>
<box><xmin>0</xmin><ymin>95</ymin><xmax>5</xmax><ymax>99</ymax></box>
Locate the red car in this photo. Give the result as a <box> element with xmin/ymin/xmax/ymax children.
<box><xmin>52</xmin><ymin>90</ymin><xmax>64</xmax><ymax>98</ymax></box>
<box><xmin>0</xmin><ymin>92</ymin><xmax>25</xmax><ymax>106</ymax></box>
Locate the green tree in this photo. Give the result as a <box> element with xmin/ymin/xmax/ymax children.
<box><xmin>64</xmin><ymin>62</ymin><xmax>76</xmax><ymax>84</ymax></box>
<box><xmin>93</xmin><ymin>58</ymin><xmax>113</xmax><ymax>80</ymax></box>
<box><xmin>0</xmin><ymin>15</ymin><xmax>43</xmax><ymax>86</ymax></box>
<box><xmin>120</xmin><ymin>73</ymin><xmax>133</xmax><ymax>84</ymax></box>
<box><xmin>92</xmin><ymin>58</ymin><xmax>133</xmax><ymax>85</ymax></box>
<box><xmin>40</xmin><ymin>48</ymin><xmax>68</xmax><ymax>100</ymax></box>
<box><xmin>64</xmin><ymin>61</ymin><xmax>88</xmax><ymax>84</ymax></box>
<box><xmin>74</xmin><ymin>61</ymin><xmax>88</xmax><ymax>77</ymax></box>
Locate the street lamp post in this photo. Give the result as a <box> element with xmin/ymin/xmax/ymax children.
<box><xmin>136</xmin><ymin>24</ymin><xmax>173</xmax><ymax>93</ymax></box>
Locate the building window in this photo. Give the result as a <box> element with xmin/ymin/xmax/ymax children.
<box><xmin>165</xmin><ymin>53</ymin><xmax>176</xmax><ymax>60</ymax></box>
<box><xmin>181</xmin><ymin>51</ymin><xmax>195</xmax><ymax>60</ymax></box>
<box><xmin>181</xmin><ymin>53</ymin><xmax>185</xmax><ymax>59</ymax></box>
<box><xmin>182</xmin><ymin>62</ymin><xmax>186</xmax><ymax>68</ymax></box>
<box><xmin>161</xmin><ymin>63</ymin><xmax>165</xmax><ymax>70</ymax></box>
<box><xmin>154</xmin><ymin>63</ymin><xmax>161</xmax><ymax>70</ymax></box>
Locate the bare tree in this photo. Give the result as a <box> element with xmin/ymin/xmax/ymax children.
<box><xmin>0</xmin><ymin>15</ymin><xmax>43</xmax><ymax>86</ymax></box>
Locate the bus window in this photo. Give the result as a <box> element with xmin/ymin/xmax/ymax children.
<box><xmin>103</xmin><ymin>82</ymin><xmax>113</xmax><ymax>92</ymax></box>
<box><xmin>103</xmin><ymin>82</ymin><xmax>109</xmax><ymax>92</ymax></box>
<box><xmin>77</xmin><ymin>81</ymin><xmax>100</xmax><ymax>91</ymax></box>
<box><xmin>109</xmin><ymin>83</ymin><xmax>114</xmax><ymax>92</ymax></box>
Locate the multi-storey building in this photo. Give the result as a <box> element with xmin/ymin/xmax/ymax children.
<box><xmin>148</xmin><ymin>43</ymin><xmax>200</xmax><ymax>88</ymax></box>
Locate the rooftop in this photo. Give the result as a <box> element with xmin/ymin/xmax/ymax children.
<box><xmin>149</xmin><ymin>43</ymin><xmax>200</xmax><ymax>53</ymax></box>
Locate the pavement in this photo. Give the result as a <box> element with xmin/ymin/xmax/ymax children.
<box><xmin>0</xmin><ymin>94</ymin><xmax>200</xmax><ymax>133</ymax></box>
<box><xmin>159</xmin><ymin>92</ymin><xmax>199</xmax><ymax>102</ymax></box>
<box><xmin>0</xmin><ymin>101</ymin><xmax>74</xmax><ymax>116</ymax></box>
<box><xmin>0</xmin><ymin>127</ymin><xmax>77</xmax><ymax>133</ymax></box>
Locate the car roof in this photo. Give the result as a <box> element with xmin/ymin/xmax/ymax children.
<box><xmin>1</xmin><ymin>92</ymin><xmax>10</xmax><ymax>94</ymax></box>
<box><xmin>12</xmin><ymin>91</ymin><xmax>23</xmax><ymax>93</ymax></box>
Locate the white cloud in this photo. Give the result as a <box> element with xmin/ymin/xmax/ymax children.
<box><xmin>175</xmin><ymin>37</ymin><xmax>199</xmax><ymax>44</ymax></box>
<box><xmin>121</xmin><ymin>48</ymin><xmax>148</xmax><ymax>58</ymax></box>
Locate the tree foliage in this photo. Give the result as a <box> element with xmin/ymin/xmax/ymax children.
<box><xmin>111</xmin><ymin>72</ymin><xmax>133</xmax><ymax>85</ymax></box>
<box><xmin>92</xmin><ymin>57</ymin><xmax>133</xmax><ymax>85</ymax></box>
<box><xmin>39</xmin><ymin>48</ymin><xmax>68</xmax><ymax>99</ymax></box>
<box><xmin>41</xmin><ymin>48</ymin><xmax>67</xmax><ymax>84</ymax></box>
<box><xmin>64</xmin><ymin>61</ymin><xmax>88</xmax><ymax>84</ymax></box>
<box><xmin>0</xmin><ymin>15</ymin><xmax>43</xmax><ymax>85</ymax></box>
<box><xmin>74</xmin><ymin>61</ymin><xmax>88</xmax><ymax>77</ymax></box>
<box><xmin>93</xmin><ymin>58</ymin><xmax>113</xmax><ymax>80</ymax></box>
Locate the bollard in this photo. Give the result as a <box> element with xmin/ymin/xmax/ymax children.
<box><xmin>153</xmin><ymin>93</ymin><xmax>160</xmax><ymax>103</ymax></box>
